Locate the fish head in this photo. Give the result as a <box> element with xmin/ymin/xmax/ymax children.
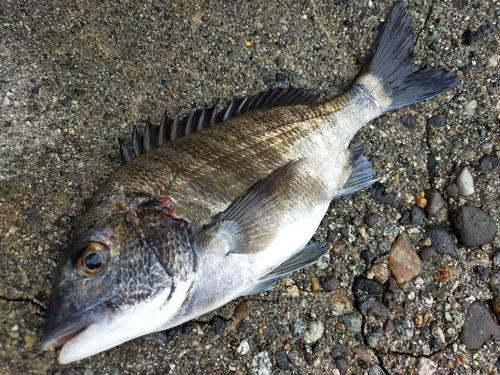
<box><xmin>41</xmin><ymin>205</ymin><xmax>195</xmax><ymax>364</ymax></box>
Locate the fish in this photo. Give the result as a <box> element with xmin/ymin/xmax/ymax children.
<box><xmin>41</xmin><ymin>0</ymin><xmax>461</xmax><ymax>364</ymax></box>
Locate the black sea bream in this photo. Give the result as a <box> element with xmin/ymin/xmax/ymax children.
<box><xmin>42</xmin><ymin>0</ymin><xmax>461</xmax><ymax>364</ymax></box>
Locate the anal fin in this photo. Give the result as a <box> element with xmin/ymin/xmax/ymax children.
<box><xmin>337</xmin><ymin>141</ymin><xmax>377</xmax><ymax>198</ymax></box>
<box><xmin>244</xmin><ymin>242</ymin><xmax>330</xmax><ymax>295</ymax></box>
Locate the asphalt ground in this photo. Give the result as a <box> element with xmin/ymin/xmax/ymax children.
<box><xmin>0</xmin><ymin>0</ymin><xmax>499</xmax><ymax>374</ymax></box>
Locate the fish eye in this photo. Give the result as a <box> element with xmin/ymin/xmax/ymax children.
<box><xmin>76</xmin><ymin>242</ymin><xmax>109</xmax><ymax>276</ymax></box>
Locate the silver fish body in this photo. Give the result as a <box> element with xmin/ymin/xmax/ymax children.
<box><xmin>42</xmin><ymin>0</ymin><xmax>461</xmax><ymax>364</ymax></box>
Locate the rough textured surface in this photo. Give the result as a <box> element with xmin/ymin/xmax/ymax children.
<box><xmin>450</xmin><ymin>206</ymin><xmax>497</xmax><ymax>247</ymax></box>
<box><xmin>1</xmin><ymin>0</ymin><xmax>499</xmax><ymax>374</ymax></box>
<box><xmin>459</xmin><ymin>301</ymin><xmax>500</xmax><ymax>350</ymax></box>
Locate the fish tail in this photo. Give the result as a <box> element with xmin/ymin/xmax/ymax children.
<box><xmin>354</xmin><ymin>0</ymin><xmax>461</xmax><ymax>112</ymax></box>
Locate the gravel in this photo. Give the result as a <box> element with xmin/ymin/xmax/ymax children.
<box><xmin>1</xmin><ymin>0</ymin><xmax>499</xmax><ymax>374</ymax></box>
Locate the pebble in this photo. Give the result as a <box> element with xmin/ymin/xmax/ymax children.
<box><xmin>371</xmin><ymin>262</ymin><xmax>389</xmax><ymax>284</ymax></box>
<box><xmin>304</xmin><ymin>321</ymin><xmax>324</xmax><ymax>344</ymax></box>
<box><xmin>353</xmin><ymin>276</ymin><xmax>383</xmax><ymax>295</ymax></box>
<box><xmin>410</xmin><ymin>206</ymin><xmax>426</xmax><ymax>225</ymax></box>
<box><xmin>252</xmin><ymin>351</ymin><xmax>272</xmax><ymax>375</ymax></box>
<box><xmin>292</xmin><ymin>317</ymin><xmax>307</xmax><ymax>337</ymax></box>
<box><xmin>419</xmin><ymin>246</ymin><xmax>436</xmax><ymax>261</ymax></box>
<box><xmin>424</xmin><ymin>226</ymin><xmax>458</xmax><ymax>256</ymax></box>
<box><xmin>276</xmin><ymin>353</ymin><xmax>289</xmax><ymax>370</ymax></box>
<box><xmin>388</xmin><ymin>233</ymin><xmax>422</xmax><ymax>284</ymax></box>
<box><xmin>234</xmin><ymin>301</ymin><xmax>252</xmax><ymax>324</ymax></box>
<box><xmin>210</xmin><ymin>315</ymin><xmax>226</xmax><ymax>337</ymax></box>
<box><xmin>237</xmin><ymin>340</ymin><xmax>250</xmax><ymax>355</ymax></box>
<box><xmin>366</xmin><ymin>332</ymin><xmax>383</xmax><ymax>349</ymax></box>
<box><xmin>364</xmin><ymin>212</ymin><xmax>380</xmax><ymax>226</ymax></box>
<box><xmin>285</xmin><ymin>284</ymin><xmax>300</xmax><ymax>298</ymax></box>
<box><xmin>394</xmin><ymin>316</ymin><xmax>415</xmax><ymax>341</ymax></box>
<box><xmin>464</xmin><ymin>100</ymin><xmax>478</xmax><ymax>116</ymax></box>
<box><xmin>456</xmin><ymin>166</ymin><xmax>475</xmax><ymax>196</ymax></box>
<box><xmin>478</xmin><ymin>155</ymin><xmax>500</xmax><ymax>171</ymax></box>
<box><xmin>328</xmin><ymin>288</ymin><xmax>353</xmax><ymax>315</ymax></box>
<box><xmin>427</xmin><ymin>114</ymin><xmax>445</xmax><ymax>128</ymax></box>
<box><xmin>400</xmin><ymin>114</ymin><xmax>417</xmax><ymax>130</ymax></box>
<box><xmin>341</xmin><ymin>313</ymin><xmax>363</xmax><ymax>333</ymax></box>
<box><xmin>424</xmin><ymin>188</ymin><xmax>446</xmax><ymax>217</ymax></box>
<box><xmin>334</xmin><ymin>356</ymin><xmax>348</xmax><ymax>375</ymax></box>
<box><xmin>383</xmin><ymin>317</ymin><xmax>394</xmax><ymax>332</ymax></box>
<box><xmin>316</xmin><ymin>251</ymin><xmax>330</xmax><ymax>270</ymax></box>
<box><xmin>459</xmin><ymin>301</ymin><xmax>500</xmax><ymax>350</ymax></box>
<box><xmin>449</xmin><ymin>206</ymin><xmax>497</xmax><ymax>247</ymax></box>
<box><xmin>368</xmin><ymin>364</ymin><xmax>388</xmax><ymax>375</ymax></box>
<box><xmin>360</xmin><ymin>249</ymin><xmax>376</xmax><ymax>268</ymax></box>
<box><xmin>415</xmin><ymin>357</ymin><xmax>438</xmax><ymax>375</ymax></box>
<box><xmin>310</xmin><ymin>277</ymin><xmax>322</xmax><ymax>291</ymax></box>
<box><xmin>24</xmin><ymin>334</ymin><xmax>35</xmax><ymax>347</ymax></box>
<box><xmin>286</xmin><ymin>349</ymin><xmax>304</xmax><ymax>366</ymax></box>
<box><xmin>445</xmin><ymin>183</ymin><xmax>459</xmax><ymax>198</ymax></box>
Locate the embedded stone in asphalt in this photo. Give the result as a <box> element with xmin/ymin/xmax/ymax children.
<box><xmin>449</xmin><ymin>206</ymin><xmax>497</xmax><ymax>247</ymax></box>
<box><xmin>388</xmin><ymin>233</ymin><xmax>422</xmax><ymax>284</ymax></box>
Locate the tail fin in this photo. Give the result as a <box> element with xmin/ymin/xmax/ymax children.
<box><xmin>355</xmin><ymin>0</ymin><xmax>461</xmax><ymax>111</ymax></box>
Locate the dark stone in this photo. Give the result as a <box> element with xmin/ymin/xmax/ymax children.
<box><xmin>22</xmin><ymin>207</ymin><xmax>37</xmax><ymax>215</ymax></box>
<box><xmin>275</xmin><ymin>73</ymin><xmax>289</xmax><ymax>85</ymax></box>
<box><xmin>419</xmin><ymin>247</ymin><xmax>436</xmax><ymax>261</ymax></box>
<box><xmin>31</xmin><ymin>87</ymin><xmax>40</xmax><ymax>95</ymax></box>
<box><xmin>478</xmin><ymin>155</ymin><xmax>500</xmax><ymax>172</ymax></box>
<box><xmin>333</xmin><ymin>76</ymin><xmax>343</xmax><ymax>86</ymax></box>
<box><xmin>399</xmin><ymin>209</ymin><xmax>411</xmax><ymax>225</ymax></box>
<box><xmin>366</xmin><ymin>300</ymin><xmax>391</xmax><ymax>318</ymax></box>
<box><xmin>427</xmin><ymin>153</ymin><xmax>437</xmax><ymax>170</ymax></box>
<box><xmin>353</xmin><ymin>276</ymin><xmax>383</xmax><ymax>295</ymax></box>
<box><xmin>360</xmin><ymin>250</ymin><xmax>376</xmax><ymax>268</ymax></box>
<box><xmin>138</xmin><ymin>105</ymin><xmax>149</xmax><ymax>115</ymax></box>
<box><xmin>400</xmin><ymin>114</ymin><xmax>417</xmax><ymax>130</ymax></box>
<box><xmin>368</xmin><ymin>364</ymin><xmax>388</xmax><ymax>375</ymax></box>
<box><xmin>459</xmin><ymin>301</ymin><xmax>500</xmax><ymax>350</ymax></box>
<box><xmin>427</xmin><ymin>114</ymin><xmax>446</xmax><ymax>128</ymax></box>
<box><xmin>335</xmin><ymin>356</ymin><xmax>349</xmax><ymax>375</ymax></box>
<box><xmin>343</xmin><ymin>19</ymin><xmax>353</xmax><ymax>28</ymax></box>
<box><xmin>384</xmin><ymin>276</ymin><xmax>397</xmax><ymax>291</ymax></box>
<box><xmin>209</xmin><ymin>315</ymin><xmax>226</xmax><ymax>337</ymax></box>
<box><xmin>340</xmin><ymin>228</ymin><xmax>350</xmax><ymax>239</ymax></box>
<box><xmin>26</xmin><ymin>213</ymin><xmax>43</xmax><ymax>229</ymax></box>
<box><xmin>425</xmin><ymin>226</ymin><xmax>458</xmax><ymax>256</ymax></box>
<box><xmin>424</xmin><ymin>188</ymin><xmax>446</xmax><ymax>217</ymax></box>
<box><xmin>369</xmin><ymin>183</ymin><xmax>399</xmax><ymax>208</ymax></box>
<box><xmin>160</xmin><ymin>79</ymin><xmax>168</xmax><ymax>87</ymax></box>
<box><xmin>327</xmin><ymin>230</ymin><xmax>337</xmax><ymax>242</ymax></box>
<box><xmin>449</xmin><ymin>206</ymin><xmax>497</xmax><ymax>247</ymax></box>
<box><xmin>364</xmin><ymin>212</ymin><xmax>380</xmax><ymax>226</ymax></box>
<box><xmin>322</xmin><ymin>278</ymin><xmax>340</xmax><ymax>291</ymax></box>
<box><xmin>410</xmin><ymin>206</ymin><xmax>426</xmax><ymax>225</ymax></box>
<box><xmin>474</xmin><ymin>265</ymin><xmax>490</xmax><ymax>282</ymax></box>
<box><xmin>331</xmin><ymin>344</ymin><xmax>349</xmax><ymax>359</ymax></box>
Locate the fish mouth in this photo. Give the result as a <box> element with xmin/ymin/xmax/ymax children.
<box><xmin>41</xmin><ymin>325</ymin><xmax>89</xmax><ymax>351</ymax></box>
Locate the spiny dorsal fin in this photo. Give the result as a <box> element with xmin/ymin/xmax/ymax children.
<box><xmin>119</xmin><ymin>87</ymin><xmax>324</xmax><ymax>164</ymax></box>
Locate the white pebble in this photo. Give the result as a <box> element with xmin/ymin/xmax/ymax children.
<box><xmin>464</xmin><ymin>100</ymin><xmax>477</xmax><ymax>116</ymax></box>
<box><xmin>456</xmin><ymin>166</ymin><xmax>475</xmax><ymax>196</ymax></box>
<box><xmin>304</xmin><ymin>321</ymin><xmax>324</xmax><ymax>344</ymax></box>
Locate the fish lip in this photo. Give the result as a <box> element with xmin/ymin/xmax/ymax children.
<box><xmin>41</xmin><ymin>324</ymin><xmax>89</xmax><ymax>351</ymax></box>
<box><xmin>41</xmin><ymin>297</ymin><xmax>108</xmax><ymax>353</ymax></box>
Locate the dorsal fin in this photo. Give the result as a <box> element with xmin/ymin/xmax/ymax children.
<box><xmin>119</xmin><ymin>87</ymin><xmax>324</xmax><ymax>164</ymax></box>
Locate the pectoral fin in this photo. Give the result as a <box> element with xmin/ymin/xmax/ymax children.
<box><xmin>244</xmin><ymin>242</ymin><xmax>330</xmax><ymax>295</ymax></box>
<box><xmin>202</xmin><ymin>160</ymin><xmax>305</xmax><ymax>254</ymax></box>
